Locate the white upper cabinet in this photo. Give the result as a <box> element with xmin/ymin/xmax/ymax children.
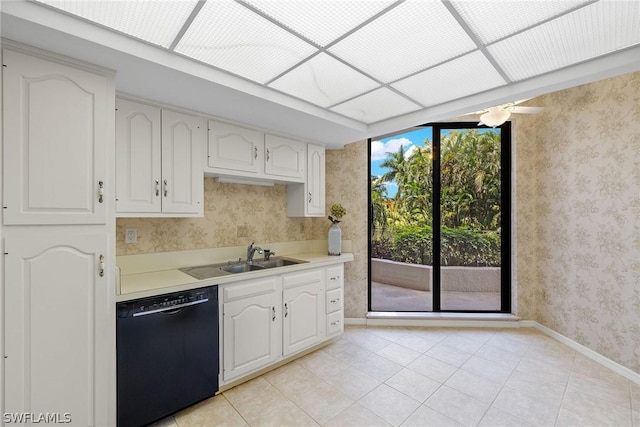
<box><xmin>206</xmin><ymin>121</ymin><xmax>306</xmax><ymax>183</ymax></box>
<box><xmin>115</xmin><ymin>98</ymin><xmax>204</xmax><ymax>217</ymax></box>
<box><xmin>264</xmin><ymin>134</ymin><xmax>305</xmax><ymax>180</ymax></box>
<box><xmin>2</xmin><ymin>48</ymin><xmax>111</xmax><ymax>225</ymax></box>
<box><xmin>208</xmin><ymin>121</ymin><xmax>263</xmax><ymax>174</ymax></box>
<box><xmin>288</xmin><ymin>143</ymin><xmax>325</xmax><ymax>217</ymax></box>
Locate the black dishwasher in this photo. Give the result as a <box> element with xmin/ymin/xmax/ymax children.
<box><xmin>117</xmin><ymin>286</ymin><xmax>219</xmax><ymax>427</ymax></box>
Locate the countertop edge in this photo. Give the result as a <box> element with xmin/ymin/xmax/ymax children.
<box><xmin>116</xmin><ymin>253</ymin><xmax>354</xmax><ymax>302</ymax></box>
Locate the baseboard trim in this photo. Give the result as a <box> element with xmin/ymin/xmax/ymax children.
<box><xmin>344</xmin><ymin>316</ymin><xmax>640</xmax><ymax>385</ymax></box>
<box><xmin>522</xmin><ymin>321</ymin><xmax>640</xmax><ymax>385</ymax></box>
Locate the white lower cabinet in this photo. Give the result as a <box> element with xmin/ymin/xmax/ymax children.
<box><xmin>221</xmin><ymin>264</ymin><xmax>343</xmax><ymax>384</ymax></box>
<box><xmin>222</xmin><ymin>276</ymin><xmax>281</xmax><ymax>382</ymax></box>
<box><xmin>4</xmin><ymin>233</ymin><xmax>113</xmax><ymax>426</ymax></box>
<box><xmin>282</xmin><ymin>269</ymin><xmax>325</xmax><ymax>356</ymax></box>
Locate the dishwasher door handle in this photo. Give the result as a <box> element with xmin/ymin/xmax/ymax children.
<box><xmin>132</xmin><ymin>298</ymin><xmax>209</xmax><ymax>317</ymax></box>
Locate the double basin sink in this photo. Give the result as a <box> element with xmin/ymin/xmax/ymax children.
<box><xmin>179</xmin><ymin>257</ymin><xmax>306</xmax><ymax>280</ymax></box>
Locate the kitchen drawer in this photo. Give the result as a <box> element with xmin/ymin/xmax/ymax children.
<box><xmin>326</xmin><ymin>311</ymin><xmax>343</xmax><ymax>336</ymax></box>
<box><xmin>326</xmin><ymin>288</ymin><xmax>342</xmax><ymax>314</ymax></box>
<box><xmin>326</xmin><ymin>265</ymin><xmax>343</xmax><ymax>290</ymax></box>
<box><xmin>283</xmin><ymin>268</ymin><xmax>324</xmax><ymax>290</ymax></box>
<box><xmin>223</xmin><ymin>276</ymin><xmax>279</xmax><ymax>302</ymax></box>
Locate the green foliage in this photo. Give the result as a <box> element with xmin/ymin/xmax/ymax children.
<box><xmin>373</xmin><ymin>226</ymin><xmax>500</xmax><ymax>267</ymax></box>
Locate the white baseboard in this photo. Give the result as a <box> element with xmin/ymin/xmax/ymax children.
<box><xmin>343</xmin><ymin>317</ymin><xmax>640</xmax><ymax>385</ymax></box>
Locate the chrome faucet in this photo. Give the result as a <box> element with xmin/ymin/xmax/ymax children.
<box><xmin>246</xmin><ymin>242</ymin><xmax>263</xmax><ymax>263</ymax></box>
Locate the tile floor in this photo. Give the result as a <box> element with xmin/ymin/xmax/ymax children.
<box><xmin>152</xmin><ymin>326</ymin><xmax>640</xmax><ymax>427</ymax></box>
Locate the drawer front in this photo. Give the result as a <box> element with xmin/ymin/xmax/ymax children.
<box><xmin>326</xmin><ymin>288</ymin><xmax>342</xmax><ymax>314</ymax></box>
<box><xmin>326</xmin><ymin>311</ymin><xmax>343</xmax><ymax>336</ymax></box>
<box><xmin>283</xmin><ymin>268</ymin><xmax>324</xmax><ymax>290</ymax></box>
<box><xmin>326</xmin><ymin>265</ymin><xmax>343</xmax><ymax>290</ymax></box>
<box><xmin>223</xmin><ymin>276</ymin><xmax>279</xmax><ymax>302</ymax></box>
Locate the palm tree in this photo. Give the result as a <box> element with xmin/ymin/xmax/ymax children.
<box><xmin>379</xmin><ymin>145</ymin><xmax>408</xmax><ymax>200</ymax></box>
<box><xmin>370</xmin><ymin>175</ymin><xmax>389</xmax><ymax>239</ymax></box>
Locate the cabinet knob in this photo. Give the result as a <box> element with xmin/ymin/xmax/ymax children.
<box><xmin>163</xmin><ymin>179</ymin><xmax>168</xmax><ymax>197</ymax></box>
<box><xmin>98</xmin><ymin>181</ymin><xmax>104</xmax><ymax>203</ymax></box>
<box><xmin>284</xmin><ymin>302</ymin><xmax>288</xmax><ymax>318</ymax></box>
<box><xmin>272</xmin><ymin>306</ymin><xmax>276</xmax><ymax>321</ymax></box>
<box><xmin>266</xmin><ymin>148</ymin><xmax>270</xmax><ymax>162</ymax></box>
<box><xmin>308</xmin><ymin>192</ymin><xmax>312</xmax><ymax>203</ymax></box>
<box><xmin>254</xmin><ymin>146</ymin><xmax>258</xmax><ymax>160</ymax></box>
<box><xmin>155</xmin><ymin>179</ymin><xmax>160</xmax><ymax>197</ymax></box>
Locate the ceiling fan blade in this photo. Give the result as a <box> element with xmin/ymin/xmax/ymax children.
<box><xmin>512</xmin><ymin>106</ymin><xmax>543</xmax><ymax>114</ymax></box>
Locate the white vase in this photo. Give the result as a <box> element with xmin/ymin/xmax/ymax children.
<box><xmin>328</xmin><ymin>222</ymin><xmax>342</xmax><ymax>256</ymax></box>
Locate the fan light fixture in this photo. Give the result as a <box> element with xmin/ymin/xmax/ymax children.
<box><xmin>479</xmin><ymin>107</ymin><xmax>511</xmax><ymax>127</ymax></box>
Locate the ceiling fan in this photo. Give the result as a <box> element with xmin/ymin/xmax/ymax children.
<box><xmin>466</xmin><ymin>99</ymin><xmax>543</xmax><ymax>127</ymax></box>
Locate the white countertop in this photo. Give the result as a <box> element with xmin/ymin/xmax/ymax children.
<box><xmin>116</xmin><ymin>247</ymin><xmax>353</xmax><ymax>302</ymax></box>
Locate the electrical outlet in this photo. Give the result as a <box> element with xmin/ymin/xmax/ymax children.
<box><xmin>125</xmin><ymin>228</ymin><xmax>137</xmax><ymax>244</ymax></box>
<box><xmin>237</xmin><ymin>225</ymin><xmax>248</xmax><ymax>238</ymax></box>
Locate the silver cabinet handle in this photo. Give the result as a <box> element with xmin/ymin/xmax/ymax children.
<box><xmin>330</xmin><ymin>276</ymin><xmax>340</xmax><ymax>281</ymax></box>
<box><xmin>272</xmin><ymin>306</ymin><xmax>276</xmax><ymax>321</ymax></box>
<box><xmin>330</xmin><ymin>298</ymin><xmax>340</xmax><ymax>303</ymax></box>
<box><xmin>308</xmin><ymin>192</ymin><xmax>312</xmax><ymax>203</ymax></box>
<box><xmin>266</xmin><ymin>148</ymin><xmax>270</xmax><ymax>162</ymax></box>
<box><xmin>99</xmin><ymin>255</ymin><xmax>105</xmax><ymax>277</ymax></box>
<box><xmin>254</xmin><ymin>146</ymin><xmax>258</xmax><ymax>160</ymax></box>
<box><xmin>331</xmin><ymin>320</ymin><xmax>341</xmax><ymax>326</ymax></box>
<box><xmin>98</xmin><ymin>181</ymin><xmax>104</xmax><ymax>203</ymax></box>
<box><xmin>163</xmin><ymin>179</ymin><xmax>168</xmax><ymax>197</ymax></box>
<box><xmin>284</xmin><ymin>302</ymin><xmax>288</xmax><ymax>318</ymax></box>
<box><xmin>155</xmin><ymin>179</ymin><xmax>160</xmax><ymax>197</ymax></box>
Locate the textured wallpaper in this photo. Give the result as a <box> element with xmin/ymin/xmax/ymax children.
<box><xmin>516</xmin><ymin>70</ymin><xmax>640</xmax><ymax>373</ymax></box>
<box><xmin>116</xmin><ymin>179</ymin><xmax>317</xmax><ymax>255</ymax></box>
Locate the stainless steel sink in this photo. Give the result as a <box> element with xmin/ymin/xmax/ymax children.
<box><xmin>179</xmin><ymin>257</ymin><xmax>307</xmax><ymax>280</ymax></box>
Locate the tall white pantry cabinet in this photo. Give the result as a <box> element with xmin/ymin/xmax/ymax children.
<box><xmin>1</xmin><ymin>42</ymin><xmax>116</xmax><ymax>426</ymax></box>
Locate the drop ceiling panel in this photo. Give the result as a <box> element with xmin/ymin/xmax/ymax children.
<box><xmin>450</xmin><ymin>0</ymin><xmax>592</xmax><ymax>44</ymax></box>
<box><xmin>330</xmin><ymin>87</ymin><xmax>421</xmax><ymax>124</ymax></box>
<box><xmin>392</xmin><ymin>51</ymin><xmax>507</xmax><ymax>107</ymax></box>
<box><xmin>490</xmin><ymin>1</ymin><xmax>640</xmax><ymax>81</ymax></box>
<box><xmin>328</xmin><ymin>0</ymin><xmax>477</xmax><ymax>83</ymax></box>
<box><xmin>269</xmin><ymin>53</ymin><xmax>380</xmax><ymax>107</ymax></box>
<box><xmin>243</xmin><ymin>0</ymin><xmax>396</xmax><ymax>47</ymax></box>
<box><xmin>175</xmin><ymin>1</ymin><xmax>318</xmax><ymax>83</ymax></box>
<box><xmin>35</xmin><ymin>0</ymin><xmax>199</xmax><ymax>48</ymax></box>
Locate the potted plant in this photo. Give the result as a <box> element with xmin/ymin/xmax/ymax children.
<box><xmin>328</xmin><ymin>204</ymin><xmax>346</xmax><ymax>255</ymax></box>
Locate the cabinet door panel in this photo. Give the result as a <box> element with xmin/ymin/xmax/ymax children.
<box><xmin>208</xmin><ymin>121</ymin><xmax>263</xmax><ymax>173</ymax></box>
<box><xmin>3</xmin><ymin>49</ymin><xmax>109</xmax><ymax>224</ymax></box>
<box><xmin>306</xmin><ymin>144</ymin><xmax>325</xmax><ymax>216</ymax></box>
<box><xmin>283</xmin><ymin>283</ymin><xmax>325</xmax><ymax>356</ymax></box>
<box><xmin>264</xmin><ymin>135</ymin><xmax>305</xmax><ymax>180</ymax></box>
<box><xmin>115</xmin><ymin>98</ymin><xmax>161</xmax><ymax>213</ymax></box>
<box><xmin>4</xmin><ymin>234</ymin><xmax>112</xmax><ymax>426</ymax></box>
<box><xmin>161</xmin><ymin>110</ymin><xmax>204</xmax><ymax>214</ymax></box>
<box><xmin>223</xmin><ymin>292</ymin><xmax>280</xmax><ymax>381</ymax></box>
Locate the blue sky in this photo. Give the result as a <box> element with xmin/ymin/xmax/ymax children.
<box><xmin>371</xmin><ymin>127</ymin><xmax>432</xmax><ymax>198</ymax></box>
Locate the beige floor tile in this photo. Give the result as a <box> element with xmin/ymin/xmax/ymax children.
<box><xmin>475</xmin><ymin>343</ymin><xmax>523</xmax><ymax>368</ymax></box>
<box><xmin>148</xmin><ymin>416</ymin><xmax>177</xmax><ymax>427</ymax></box>
<box><xmin>444</xmin><ymin>369</ymin><xmax>503</xmax><ymax>404</ymax></box>
<box><xmin>324</xmin><ymin>403</ymin><xmax>392</xmax><ymax>427</ymax></box>
<box><xmin>572</xmin><ymin>354</ymin><xmax>630</xmax><ymax>386</ymax></box>
<box><xmin>440</xmin><ymin>334</ymin><xmax>484</xmax><ymax>354</ymax></box>
<box><xmin>424</xmin><ymin>385</ymin><xmax>489</xmax><ymax>427</ymax></box>
<box><xmin>425</xmin><ymin>343</ymin><xmax>472</xmax><ymax>367</ymax></box>
<box><xmin>263</xmin><ymin>361</ymin><xmax>321</xmax><ymax>396</ymax></box>
<box><xmin>477</xmin><ymin>406</ymin><xmax>536</xmax><ymax>427</ymax></box>
<box><xmin>632</xmin><ymin>382</ymin><xmax>640</xmax><ymax>411</ymax></box>
<box><xmin>407</xmin><ymin>354</ymin><xmax>457</xmax><ymax>383</ymax></box>
<box><xmin>223</xmin><ymin>377</ymin><xmax>318</xmax><ymax>427</ymax></box>
<box><xmin>400</xmin><ymin>405</ymin><xmax>462</xmax><ymax>427</ymax></box>
<box><xmin>352</xmin><ymin>353</ymin><xmax>403</xmax><ymax>382</ymax></box>
<box><xmin>395</xmin><ymin>333</ymin><xmax>438</xmax><ymax>353</ymax></box>
<box><xmin>359</xmin><ymin>384</ymin><xmax>421</xmax><ymax>427</ymax></box>
<box><xmin>461</xmin><ymin>355</ymin><xmax>514</xmax><ymax>384</ymax></box>
<box><xmin>285</xmin><ymin>379</ymin><xmax>353</xmax><ymax>425</ymax></box>
<box><xmin>492</xmin><ymin>385</ymin><xmax>561</xmax><ymax>426</ymax></box>
<box><xmin>175</xmin><ymin>394</ymin><xmax>247</xmax><ymax>427</ymax></box>
<box><xmin>323</xmin><ymin>339</ymin><xmax>373</xmax><ymax>365</ymax></box>
<box><xmin>633</xmin><ymin>410</ymin><xmax>640</xmax><ymax>427</ymax></box>
<box><xmin>346</xmin><ymin>330</ymin><xmax>393</xmax><ymax>352</ymax></box>
<box><xmin>367</xmin><ymin>327</ymin><xmax>413</xmax><ymax>342</ymax></box>
<box><xmin>567</xmin><ymin>370</ymin><xmax>631</xmax><ymax>409</ymax></box>
<box><xmin>324</xmin><ymin>367</ymin><xmax>381</xmax><ymax>400</ymax></box>
<box><xmin>451</xmin><ymin>329</ymin><xmax>496</xmax><ymax>344</ymax></box>
<box><xmin>560</xmin><ymin>390</ymin><xmax>632</xmax><ymax>427</ymax></box>
<box><xmin>505</xmin><ymin>370</ymin><xmax>566</xmax><ymax>402</ymax></box>
<box><xmin>295</xmin><ymin>349</ymin><xmax>350</xmax><ymax>378</ymax></box>
<box><xmin>385</xmin><ymin>368</ymin><xmax>441</xmax><ymax>403</ymax></box>
<box><xmin>376</xmin><ymin>343</ymin><xmax>421</xmax><ymax>366</ymax></box>
<box><xmin>485</xmin><ymin>334</ymin><xmax>532</xmax><ymax>355</ymax></box>
<box><xmin>515</xmin><ymin>354</ymin><xmax>571</xmax><ymax>386</ymax></box>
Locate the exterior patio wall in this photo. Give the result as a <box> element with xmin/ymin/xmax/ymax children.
<box><xmin>371</xmin><ymin>258</ymin><xmax>500</xmax><ymax>292</ymax></box>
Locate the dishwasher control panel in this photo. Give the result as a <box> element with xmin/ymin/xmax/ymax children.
<box><xmin>118</xmin><ymin>287</ymin><xmax>211</xmax><ymax>318</ymax></box>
